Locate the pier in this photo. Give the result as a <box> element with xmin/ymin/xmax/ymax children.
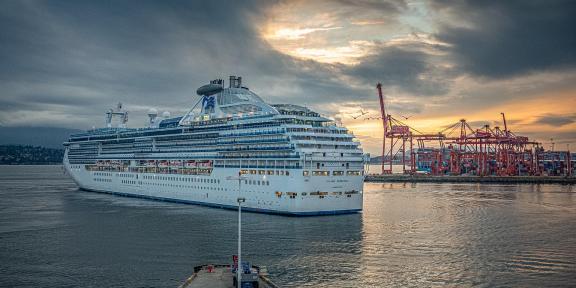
<box><xmin>179</xmin><ymin>265</ymin><xmax>279</xmax><ymax>288</ymax></box>
<box><xmin>365</xmin><ymin>175</ymin><xmax>576</xmax><ymax>184</ymax></box>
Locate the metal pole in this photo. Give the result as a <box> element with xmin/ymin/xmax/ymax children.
<box><xmin>236</xmin><ymin>176</ymin><xmax>244</xmax><ymax>287</ymax></box>
<box><xmin>227</xmin><ymin>174</ymin><xmax>246</xmax><ymax>287</ymax></box>
<box><xmin>237</xmin><ymin>197</ymin><xmax>242</xmax><ymax>286</ymax></box>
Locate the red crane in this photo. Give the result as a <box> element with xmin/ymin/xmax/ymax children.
<box><xmin>371</xmin><ymin>83</ymin><xmax>545</xmax><ymax>176</ymax></box>
<box><xmin>376</xmin><ymin>83</ymin><xmax>392</xmax><ymax>174</ymax></box>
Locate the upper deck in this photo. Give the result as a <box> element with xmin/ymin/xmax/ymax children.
<box><xmin>64</xmin><ymin>76</ymin><xmax>364</xmax><ymax>165</ymax></box>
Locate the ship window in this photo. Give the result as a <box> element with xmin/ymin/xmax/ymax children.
<box><xmin>333</xmin><ymin>171</ymin><xmax>344</xmax><ymax>176</ymax></box>
<box><xmin>303</xmin><ymin>171</ymin><xmax>309</xmax><ymax>176</ymax></box>
<box><xmin>285</xmin><ymin>171</ymin><xmax>289</xmax><ymax>176</ymax></box>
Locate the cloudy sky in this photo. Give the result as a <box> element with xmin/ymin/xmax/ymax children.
<box><xmin>1</xmin><ymin>0</ymin><xmax>575</xmax><ymax>154</ymax></box>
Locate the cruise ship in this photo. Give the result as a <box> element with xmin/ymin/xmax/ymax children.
<box><xmin>63</xmin><ymin>76</ymin><xmax>367</xmax><ymax>215</ymax></box>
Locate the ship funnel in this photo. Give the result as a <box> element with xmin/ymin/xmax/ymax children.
<box><xmin>229</xmin><ymin>76</ymin><xmax>242</xmax><ymax>88</ymax></box>
<box><xmin>197</xmin><ymin>79</ymin><xmax>224</xmax><ymax>96</ymax></box>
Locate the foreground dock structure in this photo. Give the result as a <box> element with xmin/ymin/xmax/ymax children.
<box><xmin>179</xmin><ymin>265</ymin><xmax>279</xmax><ymax>288</ymax></box>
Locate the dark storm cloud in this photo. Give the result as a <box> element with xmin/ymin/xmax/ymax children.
<box><xmin>0</xmin><ymin>0</ymin><xmax>289</xmax><ymax>127</ymax></box>
<box><xmin>3</xmin><ymin>0</ymin><xmax>572</xmax><ymax>131</ymax></box>
<box><xmin>432</xmin><ymin>0</ymin><xmax>576</xmax><ymax>78</ymax></box>
<box><xmin>534</xmin><ymin>113</ymin><xmax>576</xmax><ymax>127</ymax></box>
<box><xmin>334</xmin><ymin>0</ymin><xmax>406</xmax><ymax>15</ymax></box>
<box><xmin>0</xmin><ymin>0</ymin><xmax>405</xmax><ymax>127</ymax></box>
<box><xmin>345</xmin><ymin>45</ymin><xmax>453</xmax><ymax>96</ymax></box>
<box><xmin>0</xmin><ymin>0</ymin><xmax>271</xmax><ymax>84</ymax></box>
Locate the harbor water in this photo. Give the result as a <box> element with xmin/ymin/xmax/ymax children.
<box><xmin>1</xmin><ymin>165</ymin><xmax>575</xmax><ymax>287</ymax></box>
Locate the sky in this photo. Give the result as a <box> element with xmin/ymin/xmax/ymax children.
<box><xmin>0</xmin><ymin>0</ymin><xmax>575</xmax><ymax>155</ymax></box>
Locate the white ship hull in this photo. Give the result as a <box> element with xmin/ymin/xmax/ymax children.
<box><xmin>65</xmin><ymin>163</ymin><xmax>363</xmax><ymax>216</ymax></box>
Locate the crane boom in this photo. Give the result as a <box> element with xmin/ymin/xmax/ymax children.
<box><xmin>501</xmin><ymin>112</ymin><xmax>508</xmax><ymax>137</ymax></box>
<box><xmin>376</xmin><ymin>83</ymin><xmax>390</xmax><ymax>173</ymax></box>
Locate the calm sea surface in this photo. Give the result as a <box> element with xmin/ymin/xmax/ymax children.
<box><xmin>1</xmin><ymin>165</ymin><xmax>575</xmax><ymax>287</ymax></box>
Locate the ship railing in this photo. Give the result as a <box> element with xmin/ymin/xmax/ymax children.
<box><xmin>154</xmin><ymin>146</ymin><xmax>294</xmax><ymax>153</ymax></box>
<box><xmin>221</xmin><ymin>130</ymin><xmax>286</xmax><ymax>138</ymax></box>
<box><xmin>215</xmin><ymin>165</ymin><xmax>301</xmax><ymax>169</ymax></box>
<box><xmin>71</xmin><ymin>126</ymin><xmax>287</xmax><ymax>143</ymax></box>
<box><xmin>156</xmin><ymin>138</ymin><xmax>288</xmax><ymax>147</ymax></box>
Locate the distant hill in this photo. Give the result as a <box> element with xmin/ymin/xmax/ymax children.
<box><xmin>0</xmin><ymin>127</ymin><xmax>82</xmax><ymax>149</ymax></box>
<box><xmin>0</xmin><ymin>145</ymin><xmax>64</xmax><ymax>165</ymax></box>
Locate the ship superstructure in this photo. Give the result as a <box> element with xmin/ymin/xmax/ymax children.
<box><xmin>63</xmin><ymin>76</ymin><xmax>366</xmax><ymax>215</ymax></box>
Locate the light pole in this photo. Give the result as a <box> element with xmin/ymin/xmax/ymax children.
<box><xmin>227</xmin><ymin>173</ymin><xmax>247</xmax><ymax>286</ymax></box>
<box><xmin>237</xmin><ymin>196</ymin><xmax>245</xmax><ymax>286</ymax></box>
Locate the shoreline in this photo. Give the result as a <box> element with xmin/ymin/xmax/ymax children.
<box><xmin>0</xmin><ymin>163</ymin><xmax>63</xmax><ymax>166</ymax></box>
<box><xmin>365</xmin><ymin>175</ymin><xmax>576</xmax><ymax>185</ymax></box>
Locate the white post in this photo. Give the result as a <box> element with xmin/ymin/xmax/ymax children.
<box><xmin>237</xmin><ymin>197</ymin><xmax>242</xmax><ymax>286</ymax></box>
<box><xmin>230</xmin><ymin>174</ymin><xmax>245</xmax><ymax>287</ymax></box>
<box><xmin>226</xmin><ymin>172</ymin><xmax>246</xmax><ymax>288</ymax></box>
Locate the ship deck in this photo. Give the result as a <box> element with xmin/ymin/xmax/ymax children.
<box><xmin>179</xmin><ymin>265</ymin><xmax>279</xmax><ymax>288</ymax></box>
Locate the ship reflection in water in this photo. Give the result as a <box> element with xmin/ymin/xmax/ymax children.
<box><xmin>0</xmin><ymin>166</ymin><xmax>575</xmax><ymax>287</ymax></box>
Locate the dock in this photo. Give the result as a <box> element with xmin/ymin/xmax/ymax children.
<box><xmin>365</xmin><ymin>175</ymin><xmax>576</xmax><ymax>184</ymax></box>
<box><xmin>179</xmin><ymin>264</ymin><xmax>279</xmax><ymax>288</ymax></box>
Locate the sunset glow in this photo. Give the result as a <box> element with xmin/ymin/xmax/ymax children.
<box><xmin>257</xmin><ymin>1</ymin><xmax>576</xmax><ymax>154</ymax></box>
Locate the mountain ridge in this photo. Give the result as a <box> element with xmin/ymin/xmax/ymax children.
<box><xmin>0</xmin><ymin>126</ymin><xmax>82</xmax><ymax>149</ymax></box>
